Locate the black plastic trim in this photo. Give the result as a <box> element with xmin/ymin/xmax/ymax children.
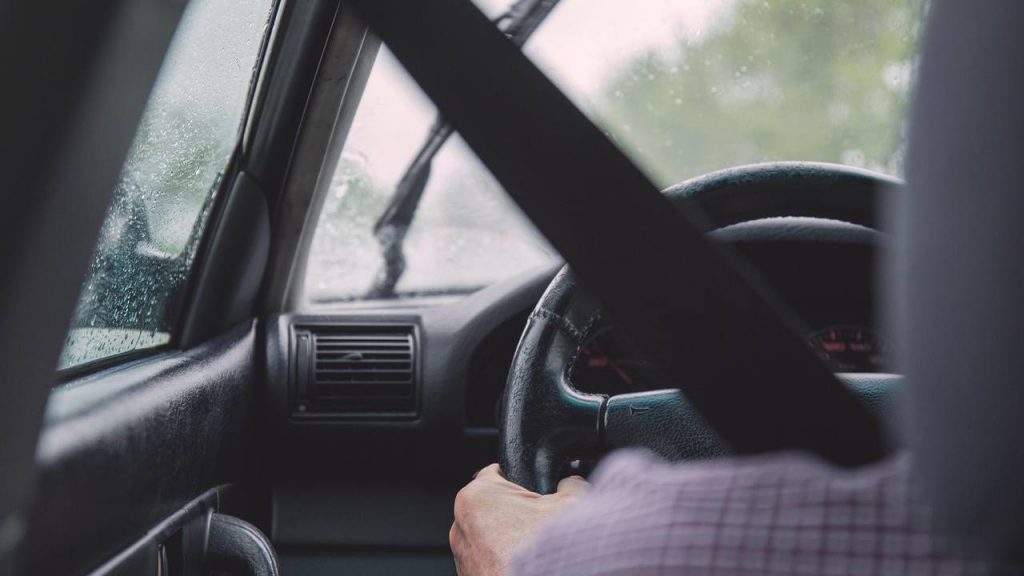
<box><xmin>86</xmin><ymin>489</ymin><xmax>220</xmax><ymax>576</ymax></box>
<box><xmin>264</xmin><ymin>265</ymin><xmax>560</xmax><ymax>491</ymax></box>
<box><xmin>179</xmin><ymin>171</ymin><xmax>272</xmax><ymax>348</ymax></box>
<box><xmin>289</xmin><ymin>322</ymin><xmax>421</xmax><ymax>420</ymax></box>
<box><xmin>18</xmin><ymin>323</ymin><xmax>259</xmax><ymax>575</ymax></box>
<box><xmin>55</xmin><ymin>345</ymin><xmax>175</xmax><ymax>384</ymax></box>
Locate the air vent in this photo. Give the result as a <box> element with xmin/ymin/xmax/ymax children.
<box><xmin>292</xmin><ymin>325</ymin><xmax>417</xmax><ymax>418</ymax></box>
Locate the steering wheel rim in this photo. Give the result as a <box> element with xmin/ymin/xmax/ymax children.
<box><xmin>499</xmin><ymin>162</ymin><xmax>901</xmax><ymax>494</ymax></box>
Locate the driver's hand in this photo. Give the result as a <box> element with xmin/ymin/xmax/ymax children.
<box><xmin>450</xmin><ymin>464</ymin><xmax>588</xmax><ymax>576</ymax></box>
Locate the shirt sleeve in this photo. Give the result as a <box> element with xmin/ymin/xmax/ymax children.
<box><xmin>510</xmin><ymin>450</ymin><xmax>981</xmax><ymax>576</ymax></box>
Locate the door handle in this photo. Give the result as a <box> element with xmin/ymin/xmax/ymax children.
<box><xmin>205</xmin><ymin>513</ymin><xmax>279</xmax><ymax>576</ymax></box>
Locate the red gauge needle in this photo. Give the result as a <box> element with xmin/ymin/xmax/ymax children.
<box><xmin>604</xmin><ymin>355</ymin><xmax>635</xmax><ymax>387</ymax></box>
<box><xmin>583</xmin><ymin>341</ymin><xmax>635</xmax><ymax>387</ymax></box>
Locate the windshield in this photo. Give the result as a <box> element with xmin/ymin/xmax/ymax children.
<box><xmin>304</xmin><ymin>0</ymin><xmax>923</xmax><ymax>304</ymax></box>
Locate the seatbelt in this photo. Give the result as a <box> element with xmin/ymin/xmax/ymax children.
<box><xmin>352</xmin><ymin>0</ymin><xmax>884</xmax><ymax>466</ymax></box>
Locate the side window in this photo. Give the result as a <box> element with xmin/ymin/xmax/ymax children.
<box><xmin>59</xmin><ymin>0</ymin><xmax>274</xmax><ymax>370</ymax></box>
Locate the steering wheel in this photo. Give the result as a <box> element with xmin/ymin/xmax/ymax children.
<box><xmin>499</xmin><ymin>162</ymin><xmax>902</xmax><ymax>494</ymax></box>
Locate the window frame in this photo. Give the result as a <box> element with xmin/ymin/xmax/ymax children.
<box><xmin>255</xmin><ymin>5</ymin><xmax>383</xmax><ymax>314</ymax></box>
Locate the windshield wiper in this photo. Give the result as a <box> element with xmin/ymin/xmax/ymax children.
<box><xmin>366</xmin><ymin>0</ymin><xmax>562</xmax><ymax>299</ymax></box>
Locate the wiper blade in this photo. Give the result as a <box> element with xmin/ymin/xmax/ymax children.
<box><xmin>496</xmin><ymin>0</ymin><xmax>562</xmax><ymax>45</ymax></box>
<box><xmin>366</xmin><ymin>118</ymin><xmax>451</xmax><ymax>299</ymax></box>
<box><xmin>366</xmin><ymin>0</ymin><xmax>561</xmax><ymax>299</ymax></box>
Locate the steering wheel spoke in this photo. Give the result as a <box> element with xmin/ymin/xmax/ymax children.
<box><xmin>603</xmin><ymin>390</ymin><xmax>729</xmax><ymax>461</ymax></box>
<box><xmin>500</xmin><ymin>305</ymin><xmax>606</xmax><ymax>494</ymax></box>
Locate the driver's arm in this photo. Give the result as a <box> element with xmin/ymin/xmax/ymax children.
<box><xmin>452</xmin><ymin>451</ymin><xmax>973</xmax><ymax>576</ymax></box>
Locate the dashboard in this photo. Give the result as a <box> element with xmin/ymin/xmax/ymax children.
<box><xmin>271</xmin><ymin>216</ymin><xmax>884</xmax><ymax>437</ymax></box>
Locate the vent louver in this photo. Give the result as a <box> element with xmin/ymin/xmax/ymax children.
<box><xmin>293</xmin><ymin>325</ymin><xmax>417</xmax><ymax>417</ymax></box>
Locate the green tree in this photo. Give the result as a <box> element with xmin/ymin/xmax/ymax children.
<box><xmin>597</xmin><ymin>0</ymin><xmax>924</xmax><ymax>187</ymax></box>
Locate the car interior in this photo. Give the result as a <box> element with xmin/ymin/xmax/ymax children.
<box><xmin>2</xmin><ymin>0</ymin><xmax>1022</xmax><ymax>575</ymax></box>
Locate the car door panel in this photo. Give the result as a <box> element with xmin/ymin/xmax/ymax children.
<box><xmin>19</xmin><ymin>323</ymin><xmax>258</xmax><ymax>575</ymax></box>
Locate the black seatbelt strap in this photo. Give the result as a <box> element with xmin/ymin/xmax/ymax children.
<box><xmin>352</xmin><ymin>0</ymin><xmax>884</xmax><ymax>466</ymax></box>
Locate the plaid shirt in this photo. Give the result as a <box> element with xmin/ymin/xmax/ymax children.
<box><xmin>511</xmin><ymin>451</ymin><xmax>997</xmax><ymax>576</ymax></box>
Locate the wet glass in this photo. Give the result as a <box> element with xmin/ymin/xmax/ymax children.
<box><xmin>59</xmin><ymin>0</ymin><xmax>274</xmax><ymax>370</ymax></box>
